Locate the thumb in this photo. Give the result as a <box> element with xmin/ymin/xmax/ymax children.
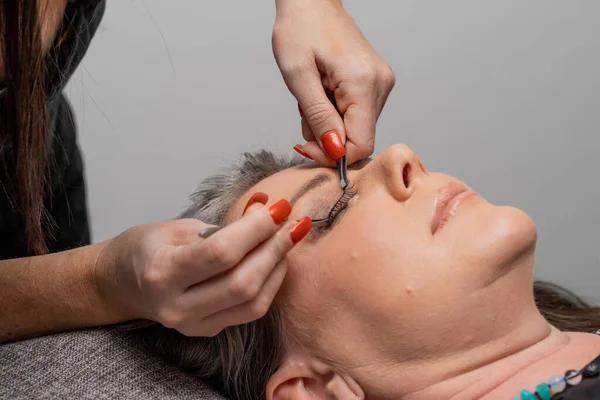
<box><xmin>294</xmin><ymin>75</ymin><xmax>347</xmax><ymax>162</ymax></box>
<box><xmin>342</xmin><ymin>103</ymin><xmax>377</xmax><ymax>164</ymax></box>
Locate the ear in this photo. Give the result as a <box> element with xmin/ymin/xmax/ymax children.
<box><xmin>266</xmin><ymin>352</ymin><xmax>365</xmax><ymax>400</ymax></box>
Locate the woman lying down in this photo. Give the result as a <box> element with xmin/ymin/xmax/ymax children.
<box><xmin>133</xmin><ymin>144</ymin><xmax>600</xmax><ymax>400</ymax></box>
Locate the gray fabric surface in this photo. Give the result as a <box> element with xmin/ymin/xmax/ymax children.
<box><xmin>0</xmin><ymin>327</ymin><xmax>227</xmax><ymax>400</ymax></box>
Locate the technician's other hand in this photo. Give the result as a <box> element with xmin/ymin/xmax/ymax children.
<box><xmin>273</xmin><ymin>0</ymin><xmax>395</xmax><ymax>166</ymax></box>
<box><xmin>97</xmin><ymin>195</ymin><xmax>311</xmax><ymax>336</ymax></box>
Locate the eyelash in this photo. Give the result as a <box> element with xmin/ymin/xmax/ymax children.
<box><xmin>318</xmin><ymin>184</ymin><xmax>357</xmax><ymax>231</ymax></box>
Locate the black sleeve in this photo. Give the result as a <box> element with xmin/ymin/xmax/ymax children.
<box><xmin>43</xmin><ymin>0</ymin><xmax>106</xmax><ymax>252</ymax></box>
<box><xmin>45</xmin><ymin>94</ymin><xmax>91</xmax><ymax>253</ymax></box>
<box><xmin>47</xmin><ymin>0</ymin><xmax>107</xmax><ymax>101</ymax></box>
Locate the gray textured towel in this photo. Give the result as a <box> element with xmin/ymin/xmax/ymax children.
<box><xmin>0</xmin><ymin>328</ymin><xmax>227</xmax><ymax>400</ymax></box>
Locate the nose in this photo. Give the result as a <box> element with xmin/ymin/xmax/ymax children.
<box><xmin>363</xmin><ymin>144</ymin><xmax>427</xmax><ymax>202</ymax></box>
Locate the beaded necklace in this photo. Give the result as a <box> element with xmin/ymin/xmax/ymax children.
<box><xmin>512</xmin><ymin>330</ymin><xmax>600</xmax><ymax>399</ymax></box>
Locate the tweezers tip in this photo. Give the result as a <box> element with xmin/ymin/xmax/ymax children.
<box><xmin>337</xmin><ymin>155</ymin><xmax>348</xmax><ymax>190</ymax></box>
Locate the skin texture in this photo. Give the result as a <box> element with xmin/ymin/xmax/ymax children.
<box><xmin>228</xmin><ymin>144</ymin><xmax>600</xmax><ymax>399</ymax></box>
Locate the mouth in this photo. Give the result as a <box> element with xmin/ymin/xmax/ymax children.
<box><xmin>431</xmin><ymin>182</ymin><xmax>477</xmax><ymax>234</ymax></box>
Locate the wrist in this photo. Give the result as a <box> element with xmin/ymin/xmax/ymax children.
<box><xmin>91</xmin><ymin>237</ymin><xmax>138</xmax><ymax>323</ymax></box>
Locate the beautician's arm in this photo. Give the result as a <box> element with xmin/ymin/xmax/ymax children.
<box><xmin>0</xmin><ymin>241</ymin><xmax>124</xmax><ymax>343</ymax></box>
<box><xmin>1</xmin><ymin>201</ymin><xmax>305</xmax><ymax>343</ymax></box>
<box><xmin>273</xmin><ymin>0</ymin><xmax>395</xmax><ymax>165</ymax></box>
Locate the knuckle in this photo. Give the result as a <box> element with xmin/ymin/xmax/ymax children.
<box><xmin>378</xmin><ymin>65</ymin><xmax>396</xmax><ymax>88</ymax></box>
<box><xmin>171</xmin><ymin>219</ymin><xmax>204</xmax><ymax>245</ymax></box>
<box><xmin>271</xmin><ymin>236</ymin><xmax>292</xmax><ymax>261</ymax></box>
<box><xmin>362</xmin><ymin>140</ymin><xmax>376</xmax><ymax>156</ymax></box>
<box><xmin>382</xmin><ymin>69</ymin><xmax>396</xmax><ymax>89</ymax></box>
<box><xmin>280</xmin><ymin>61</ymin><xmax>306</xmax><ymax>78</ymax></box>
<box><xmin>355</xmin><ymin>64</ymin><xmax>377</xmax><ymax>84</ymax></box>
<box><xmin>157</xmin><ymin>308</ymin><xmax>184</xmax><ymax>330</ymax></box>
<box><xmin>202</xmin><ymin>326</ymin><xmax>224</xmax><ymax>338</ymax></box>
<box><xmin>178</xmin><ymin>323</ymin><xmax>223</xmax><ymax>338</ymax></box>
<box><xmin>142</xmin><ymin>267</ymin><xmax>169</xmax><ymax>290</ymax></box>
<box><xmin>271</xmin><ymin>23</ymin><xmax>288</xmax><ymax>49</ymax></box>
<box><xmin>271</xmin><ymin>24</ymin><xmax>283</xmax><ymax>43</ymax></box>
<box><xmin>205</xmin><ymin>239</ymin><xmax>235</xmax><ymax>266</ymax></box>
<box><xmin>304</xmin><ymin>103</ymin><xmax>337</xmax><ymax>132</ymax></box>
<box><xmin>229</xmin><ymin>273</ymin><xmax>261</xmax><ymax>302</ymax></box>
<box><xmin>351</xmin><ymin>136</ymin><xmax>376</xmax><ymax>160</ymax></box>
<box><xmin>356</xmin><ymin>145</ymin><xmax>375</xmax><ymax>160</ymax></box>
<box><xmin>176</xmin><ymin>326</ymin><xmax>194</xmax><ymax>337</ymax></box>
<box><xmin>249</xmin><ymin>297</ymin><xmax>272</xmax><ymax>320</ymax></box>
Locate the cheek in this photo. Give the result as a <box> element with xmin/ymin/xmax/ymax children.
<box><xmin>436</xmin><ymin>204</ymin><xmax>538</xmax><ymax>290</ymax></box>
<box><xmin>292</xmin><ymin>211</ymin><xmax>433</xmax><ymax>323</ymax></box>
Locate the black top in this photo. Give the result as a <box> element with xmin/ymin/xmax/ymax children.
<box><xmin>553</xmin><ymin>353</ymin><xmax>600</xmax><ymax>399</ymax></box>
<box><xmin>0</xmin><ymin>0</ymin><xmax>105</xmax><ymax>259</ymax></box>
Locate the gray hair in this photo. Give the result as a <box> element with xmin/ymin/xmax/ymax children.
<box><xmin>132</xmin><ymin>151</ymin><xmax>307</xmax><ymax>400</ymax></box>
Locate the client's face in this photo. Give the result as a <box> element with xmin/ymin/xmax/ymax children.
<box><xmin>230</xmin><ymin>144</ymin><xmax>538</xmax><ymax>389</ymax></box>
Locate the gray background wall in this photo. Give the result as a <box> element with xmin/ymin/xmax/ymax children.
<box><xmin>65</xmin><ymin>1</ymin><xmax>600</xmax><ymax>301</ymax></box>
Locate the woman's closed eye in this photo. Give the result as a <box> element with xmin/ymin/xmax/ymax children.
<box><xmin>314</xmin><ymin>184</ymin><xmax>357</xmax><ymax>233</ymax></box>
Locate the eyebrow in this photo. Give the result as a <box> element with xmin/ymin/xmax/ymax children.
<box><xmin>290</xmin><ymin>173</ymin><xmax>332</xmax><ymax>206</ymax></box>
<box><xmin>288</xmin><ymin>158</ymin><xmax>372</xmax><ymax>206</ymax></box>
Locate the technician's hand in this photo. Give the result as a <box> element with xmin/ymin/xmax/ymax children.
<box><xmin>97</xmin><ymin>195</ymin><xmax>311</xmax><ymax>336</ymax></box>
<box><xmin>272</xmin><ymin>0</ymin><xmax>395</xmax><ymax>166</ymax></box>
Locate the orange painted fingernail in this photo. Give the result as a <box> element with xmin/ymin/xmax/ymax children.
<box><xmin>290</xmin><ymin>216</ymin><xmax>312</xmax><ymax>244</ymax></box>
<box><xmin>293</xmin><ymin>144</ymin><xmax>313</xmax><ymax>160</ymax></box>
<box><xmin>321</xmin><ymin>131</ymin><xmax>346</xmax><ymax>161</ymax></box>
<box><xmin>243</xmin><ymin>192</ymin><xmax>269</xmax><ymax>215</ymax></box>
<box><xmin>269</xmin><ymin>199</ymin><xmax>292</xmax><ymax>225</ymax></box>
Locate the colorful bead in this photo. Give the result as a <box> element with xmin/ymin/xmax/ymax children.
<box><xmin>565</xmin><ymin>369</ymin><xmax>582</xmax><ymax>386</ymax></box>
<box><xmin>519</xmin><ymin>390</ymin><xmax>537</xmax><ymax>400</ymax></box>
<box><xmin>549</xmin><ymin>375</ymin><xmax>566</xmax><ymax>394</ymax></box>
<box><xmin>535</xmin><ymin>382</ymin><xmax>552</xmax><ymax>400</ymax></box>
<box><xmin>513</xmin><ymin>360</ymin><xmax>596</xmax><ymax>400</ymax></box>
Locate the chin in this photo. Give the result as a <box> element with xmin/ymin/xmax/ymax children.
<box><xmin>465</xmin><ymin>205</ymin><xmax>537</xmax><ymax>272</ymax></box>
<box><xmin>485</xmin><ymin>205</ymin><xmax>538</xmax><ymax>266</ymax></box>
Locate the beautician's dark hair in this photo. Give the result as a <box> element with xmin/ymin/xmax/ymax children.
<box><xmin>0</xmin><ymin>1</ymin><xmax>72</xmax><ymax>255</ymax></box>
<box><xmin>0</xmin><ymin>0</ymin><xmax>50</xmax><ymax>255</ymax></box>
<box><xmin>132</xmin><ymin>151</ymin><xmax>600</xmax><ymax>400</ymax></box>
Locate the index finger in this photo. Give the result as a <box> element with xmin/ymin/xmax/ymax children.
<box><xmin>171</xmin><ymin>199</ymin><xmax>292</xmax><ymax>283</ymax></box>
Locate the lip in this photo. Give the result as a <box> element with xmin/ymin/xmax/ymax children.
<box><xmin>431</xmin><ymin>182</ymin><xmax>476</xmax><ymax>234</ymax></box>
